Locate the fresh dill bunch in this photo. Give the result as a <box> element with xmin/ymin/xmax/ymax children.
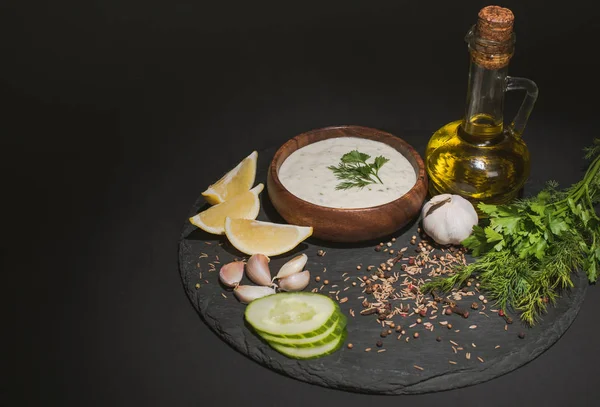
<box><xmin>422</xmin><ymin>138</ymin><xmax>600</xmax><ymax>325</ymax></box>
<box><xmin>327</xmin><ymin>150</ymin><xmax>389</xmax><ymax>190</ymax></box>
<box><xmin>584</xmin><ymin>138</ymin><xmax>600</xmax><ymax>160</ymax></box>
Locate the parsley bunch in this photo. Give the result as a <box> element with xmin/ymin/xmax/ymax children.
<box><xmin>423</xmin><ymin>139</ymin><xmax>600</xmax><ymax>325</ymax></box>
<box><xmin>328</xmin><ymin>150</ymin><xmax>389</xmax><ymax>190</ymax></box>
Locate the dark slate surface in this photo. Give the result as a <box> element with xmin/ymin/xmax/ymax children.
<box><xmin>178</xmin><ymin>148</ymin><xmax>587</xmax><ymax>395</ymax></box>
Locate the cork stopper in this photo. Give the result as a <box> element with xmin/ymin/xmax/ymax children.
<box><xmin>477</xmin><ymin>6</ymin><xmax>514</xmax><ymax>43</ymax></box>
<box><xmin>468</xmin><ymin>5</ymin><xmax>516</xmax><ymax>70</ymax></box>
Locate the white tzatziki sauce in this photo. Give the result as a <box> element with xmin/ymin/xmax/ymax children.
<box><xmin>278</xmin><ymin>137</ymin><xmax>416</xmax><ymax>209</ymax></box>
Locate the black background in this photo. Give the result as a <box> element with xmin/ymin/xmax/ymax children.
<box><xmin>3</xmin><ymin>0</ymin><xmax>599</xmax><ymax>405</ymax></box>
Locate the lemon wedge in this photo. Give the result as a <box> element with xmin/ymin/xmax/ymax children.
<box><xmin>190</xmin><ymin>184</ymin><xmax>264</xmax><ymax>235</ymax></box>
<box><xmin>202</xmin><ymin>151</ymin><xmax>258</xmax><ymax>205</ymax></box>
<box><xmin>224</xmin><ymin>217</ymin><xmax>313</xmax><ymax>256</ymax></box>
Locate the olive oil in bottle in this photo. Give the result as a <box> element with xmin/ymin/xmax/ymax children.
<box><xmin>425</xmin><ymin>6</ymin><xmax>538</xmax><ymax>209</ymax></box>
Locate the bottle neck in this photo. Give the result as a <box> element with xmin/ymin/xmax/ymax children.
<box><xmin>460</xmin><ymin>25</ymin><xmax>514</xmax><ymax>144</ymax></box>
<box><xmin>462</xmin><ymin>61</ymin><xmax>508</xmax><ymax>141</ymax></box>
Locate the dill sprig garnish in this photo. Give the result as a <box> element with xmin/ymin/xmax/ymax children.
<box><xmin>423</xmin><ymin>138</ymin><xmax>600</xmax><ymax>325</ymax></box>
<box><xmin>327</xmin><ymin>150</ymin><xmax>389</xmax><ymax>190</ymax></box>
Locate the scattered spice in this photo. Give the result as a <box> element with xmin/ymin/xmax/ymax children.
<box><xmin>477</xmin><ymin>357</ymin><xmax>485</xmax><ymax>363</ymax></box>
<box><xmin>360</xmin><ymin>308</ymin><xmax>377</xmax><ymax>316</ymax></box>
<box><xmin>518</xmin><ymin>332</ymin><xmax>526</xmax><ymax>339</ymax></box>
<box><xmin>317</xmin><ymin>249</ymin><xmax>325</xmax><ymax>256</ymax></box>
<box><xmin>343</xmin><ymin>235</ymin><xmax>509</xmax><ymax>364</ymax></box>
<box><xmin>376</xmin><ymin>340</ymin><xmax>384</xmax><ymax>347</ymax></box>
<box><xmin>413</xmin><ymin>365</ymin><xmax>424</xmax><ymax>371</ymax></box>
<box><xmin>347</xmin><ymin>343</ymin><xmax>354</xmax><ymax>349</ymax></box>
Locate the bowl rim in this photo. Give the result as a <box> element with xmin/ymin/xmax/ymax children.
<box><xmin>268</xmin><ymin>124</ymin><xmax>428</xmax><ymax>213</ymax></box>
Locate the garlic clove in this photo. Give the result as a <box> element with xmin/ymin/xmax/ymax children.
<box><xmin>274</xmin><ymin>253</ymin><xmax>308</xmax><ymax>280</ymax></box>
<box><xmin>218</xmin><ymin>261</ymin><xmax>245</xmax><ymax>287</ymax></box>
<box><xmin>278</xmin><ymin>270</ymin><xmax>311</xmax><ymax>292</ymax></box>
<box><xmin>233</xmin><ymin>285</ymin><xmax>276</xmax><ymax>304</ymax></box>
<box><xmin>245</xmin><ymin>254</ymin><xmax>272</xmax><ymax>286</ymax></box>
<box><xmin>421</xmin><ymin>194</ymin><xmax>478</xmax><ymax>245</ymax></box>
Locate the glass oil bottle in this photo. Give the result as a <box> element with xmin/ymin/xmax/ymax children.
<box><xmin>425</xmin><ymin>6</ymin><xmax>539</xmax><ymax>210</ymax></box>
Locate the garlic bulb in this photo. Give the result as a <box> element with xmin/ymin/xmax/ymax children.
<box><xmin>274</xmin><ymin>254</ymin><xmax>308</xmax><ymax>280</ymax></box>
<box><xmin>421</xmin><ymin>194</ymin><xmax>478</xmax><ymax>245</ymax></box>
<box><xmin>218</xmin><ymin>261</ymin><xmax>245</xmax><ymax>287</ymax></box>
<box><xmin>278</xmin><ymin>270</ymin><xmax>311</xmax><ymax>292</ymax></box>
<box><xmin>233</xmin><ymin>285</ymin><xmax>276</xmax><ymax>304</ymax></box>
<box><xmin>246</xmin><ymin>254</ymin><xmax>272</xmax><ymax>286</ymax></box>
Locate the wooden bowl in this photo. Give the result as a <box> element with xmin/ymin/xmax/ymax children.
<box><xmin>267</xmin><ymin>125</ymin><xmax>428</xmax><ymax>243</ymax></box>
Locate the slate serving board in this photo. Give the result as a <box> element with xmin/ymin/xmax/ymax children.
<box><xmin>178</xmin><ymin>147</ymin><xmax>587</xmax><ymax>394</ymax></box>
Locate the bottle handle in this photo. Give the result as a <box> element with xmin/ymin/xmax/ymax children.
<box><xmin>505</xmin><ymin>76</ymin><xmax>539</xmax><ymax>137</ymax></box>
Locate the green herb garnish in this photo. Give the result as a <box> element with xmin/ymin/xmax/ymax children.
<box><xmin>423</xmin><ymin>139</ymin><xmax>600</xmax><ymax>325</ymax></box>
<box><xmin>327</xmin><ymin>150</ymin><xmax>389</xmax><ymax>190</ymax></box>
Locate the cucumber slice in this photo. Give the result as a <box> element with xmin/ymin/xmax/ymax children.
<box><xmin>269</xmin><ymin>330</ymin><xmax>347</xmax><ymax>359</ymax></box>
<box><xmin>245</xmin><ymin>292</ymin><xmax>339</xmax><ymax>338</ymax></box>
<box><xmin>260</xmin><ymin>312</ymin><xmax>347</xmax><ymax>348</ymax></box>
